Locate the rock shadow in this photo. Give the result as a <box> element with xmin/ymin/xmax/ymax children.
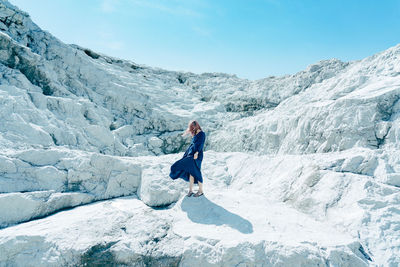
<box><xmin>181</xmin><ymin>196</ymin><xmax>253</xmax><ymax>234</ymax></box>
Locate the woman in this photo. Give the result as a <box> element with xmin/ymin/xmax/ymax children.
<box><xmin>169</xmin><ymin>120</ymin><xmax>206</xmax><ymax>197</ymax></box>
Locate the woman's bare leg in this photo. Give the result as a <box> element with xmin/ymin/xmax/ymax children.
<box><xmin>198</xmin><ymin>181</ymin><xmax>203</xmax><ymax>194</ymax></box>
<box><xmin>189</xmin><ymin>175</ymin><xmax>194</xmax><ymax>192</ymax></box>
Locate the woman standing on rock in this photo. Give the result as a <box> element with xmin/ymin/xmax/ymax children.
<box><xmin>169</xmin><ymin>120</ymin><xmax>206</xmax><ymax>197</ymax></box>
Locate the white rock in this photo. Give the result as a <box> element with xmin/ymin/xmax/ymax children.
<box><xmin>0</xmin><ymin>155</ymin><xmax>16</xmax><ymax>173</ymax></box>
<box><xmin>32</xmin><ymin>166</ymin><xmax>67</xmax><ymax>191</ymax></box>
<box><xmin>104</xmin><ymin>171</ymin><xmax>141</xmax><ymax>198</ymax></box>
<box><xmin>386</xmin><ymin>173</ymin><xmax>400</xmax><ymax>187</ymax></box>
<box><xmin>0</xmin><ymin>190</ymin><xmax>94</xmax><ymax>227</ymax></box>
<box><xmin>16</xmin><ymin>149</ymin><xmax>66</xmax><ymax>166</ymax></box>
<box><xmin>0</xmin><ymin>1</ymin><xmax>399</xmax><ymax>265</ymax></box>
<box><xmin>0</xmin><ymin>196</ymin><xmax>369</xmax><ymax>267</ymax></box>
<box><xmin>85</xmin><ymin>125</ymin><xmax>114</xmax><ymax>148</ymax></box>
<box><xmin>148</xmin><ymin>136</ymin><xmax>163</xmax><ymax>148</ymax></box>
<box><xmin>138</xmin><ymin>163</ymin><xmax>186</xmax><ymax>207</ymax></box>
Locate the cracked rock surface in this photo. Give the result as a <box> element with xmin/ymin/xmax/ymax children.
<box><xmin>0</xmin><ymin>0</ymin><xmax>400</xmax><ymax>266</ymax></box>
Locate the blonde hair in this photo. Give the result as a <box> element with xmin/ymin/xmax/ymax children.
<box><xmin>182</xmin><ymin>120</ymin><xmax>202</xmax><ymax>137</ymax></box>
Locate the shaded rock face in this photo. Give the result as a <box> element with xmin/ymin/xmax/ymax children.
<box><xmin>0</xmin><ymin>0</ymin><xmax>400</xmax><ymax>266</ymax></box>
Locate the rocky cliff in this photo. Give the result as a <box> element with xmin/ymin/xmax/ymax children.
<box><xmin>0</xmin><ymin>0</ymin><xmax>399</xmax><ymax>266</ymax></box>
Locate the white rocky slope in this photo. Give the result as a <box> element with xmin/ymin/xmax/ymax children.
<box><xmin>0</xmin><ymin>0</ymin><xmax>399</xmax><ymax>266</ymax></box>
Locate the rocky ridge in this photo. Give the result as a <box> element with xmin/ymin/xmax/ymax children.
<box><xmin>0</xmin><ymin>0</ymin><xmax>400</xmax><ymax>266</ymax></box>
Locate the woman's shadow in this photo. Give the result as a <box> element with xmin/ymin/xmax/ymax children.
<box><xmin>181</xmin><ymin>196</ymin><xmax>253</xmax><ymax>234</ymax></box>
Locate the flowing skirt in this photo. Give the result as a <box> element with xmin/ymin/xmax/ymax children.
<box><xmin>169</xmin><ymin>156</ymin><xmax>203</xmax><ymax>184</ymax></box>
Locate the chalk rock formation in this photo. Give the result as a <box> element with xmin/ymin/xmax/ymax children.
<box><xmin>0</xmin><ymin>0</ymin><xmax>399</xmax><ymax>266</ymax></box>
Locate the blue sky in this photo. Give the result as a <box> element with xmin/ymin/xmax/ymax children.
<box><xmin>9</xmin><ymin>0</ymin><xmax>400</xmax><ymax>80</ymax></box>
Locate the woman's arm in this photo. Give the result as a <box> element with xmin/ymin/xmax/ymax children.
<box><xmin>193</xmin><ymin>132</ymin><xmax>205</xmax><ymax>158</ymax></box>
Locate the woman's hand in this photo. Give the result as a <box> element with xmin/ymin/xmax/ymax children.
<box><xmin>194</xmin><ymin>152</ymin><xmax>198</xmax><ymax>159</ymax></box>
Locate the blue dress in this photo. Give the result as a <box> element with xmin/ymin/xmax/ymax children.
<box><xmin>169</xmin><ymin>131</ymin><xmax>206</xmax><ymax>184</ymax></box>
